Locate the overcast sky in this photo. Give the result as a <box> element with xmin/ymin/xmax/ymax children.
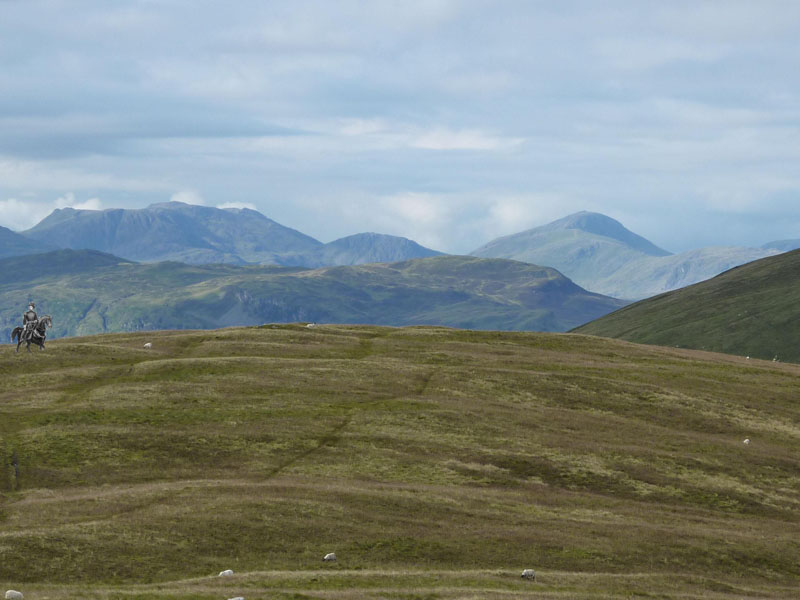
<box><xmin>2</xmin><ymin>0</ymin><xmax>800</xmax><ymax>253</ymax></box>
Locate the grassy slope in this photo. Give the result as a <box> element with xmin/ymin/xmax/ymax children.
<box><xmin>0</xmin><ymin>325</ymin><xmax>798</xmax><ymax>599</ymax></box>
<box><xmin>573</xmin><ymin>249</ymin><xmax>800</xmax><ymax>362</ymax></box>
<box><xmin>0</xmin><ymin>253</ymin><xmax>626</xmax><ymax>338</ymax></box>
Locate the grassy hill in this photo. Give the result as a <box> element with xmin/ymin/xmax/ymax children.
<box><xmin>573</xmin><ymin>249</ymin><xmax>800</xmax><ymax>362</ymax></box>
<box><xmin>0</xmin><ymin>251</ymin><xmax>626</xmax><ymax>339</ymax></box>
<box><xmin>1</xmin><ymin>325</ymin><xmax>798</xmax><ymax>599</ymax></box>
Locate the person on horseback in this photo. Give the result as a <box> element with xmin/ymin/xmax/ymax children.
<box><xmin>22</xmin><ymin>302</ymin><xmax>39</xmax><ymax>340</ymax></box>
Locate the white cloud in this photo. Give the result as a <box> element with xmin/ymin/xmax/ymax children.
<box><xmin>170</xmin><ymin>190</ymin><xmax>205</xmax><ymax>205</ymax></box>
<box><xmin>217</xmin><ymin>201</ymin><xmax>257</xmax><ymax>210</ymax></box>
<box><xmin>55</xmin><ymin>192</ymin><xmax>102</xmax><ymax>211</ymax></box>
<box><xmin>412</xmin><ymin>128</ymin><xmax>524</xmax><ymax>151</ymax></box>
<box><xmin>0</xmin><ymin>193</ymin><xmax>103</xmax><ymax>231</ymax></box>
<box><xmin>0</xmin><ymin>198</ymin><xmax>39</xmax><ymax>231</ymax></box>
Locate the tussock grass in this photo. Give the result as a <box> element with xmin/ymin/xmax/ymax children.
<box><xmin>1</xmin><ymin>325</ymin><xmax>798</xmax><ymax>599</ymax></box>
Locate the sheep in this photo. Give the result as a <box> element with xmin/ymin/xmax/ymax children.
<box><xmin>5</xmin><ymin>591</ymin><xmax>24</xmax><ymax>600</ymax></box>
<box><xmin>521</xmin><ymin>569</ymin><xmax>536</xmax><ymax>580</ymax></box>
<box><xmin>743</xmin><ymin>438</ymin><xmax>751</xmax><ymax>445</ymax></box>
<box><xmin>219</xmin><ymin>569</ymin><xmax>234</xmax><ymax>576</ymax></box>
<box><xmin>306</xmin><ymin>323</ymin><xmax>316</xmax><ymax>329</ymax></box>
<box><xmin>323</xmin><ymin>552</ymin><xmax>337</xmax><ymax>562</ymax></box>
<box><xmin>227</xmin><ymin>597</ymin><xmax>245</xmax><ymax>600</ymax></box>
<box><xmin>143</xmin><ymin>342</ymin><xmax>152</xmax><ymax>349</ymax></box>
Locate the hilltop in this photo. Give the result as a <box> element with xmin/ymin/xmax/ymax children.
<box><xmin>573</xmin><ymin>249</ymin><xmax>800</xmax><ymax>362</ymax></box>
<box><xmin>472</xmin><ymin>211</ymin><xmax>777</xmax><ymax>299</ymax></box>
<box><xmin>0</xmin><ymin>326</ymin><xmax>798</xmax><ymax>599</ymax></box>
<box><xmin>0</xmin><ymin>251</ymin><xmax>625</xmax><ymax>338</ymax></box>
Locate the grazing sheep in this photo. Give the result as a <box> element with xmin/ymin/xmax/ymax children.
<box><xmin>323</xmin><ymin>552</ymin><xmax>337</xmax><ymax>561</ymax></box>
<box><xmin>227</xmin><ymin>597</ymin><xmax>245</xmax><ymax>600</ymax></box>
<box><xmin>5</xmin><ymin>591</ymin><xmax>24</xmax><ymax>600</ymax></box>
<box><xmin>306</xmin><ymin>323</ymin><xmax>316</xmax><ymax>328</ymax></box>
<box><xmin>143</xmin><ymin>342</ymin><xmax>152</xmax><ymax>349</ymax></box>
<box><xmin>743</xmin><ymin>438</ymin><xmax>751</xmax><ymax>445</ymax></box>
<box><xmin>219</xmin><ymin>569</ymin><xmax>234</xmax><ymax>576</ymax></box>
<box><xmin>521</xmin><ymin>569</ymin><xmax>536</xmax><ymax>580</ymax></box>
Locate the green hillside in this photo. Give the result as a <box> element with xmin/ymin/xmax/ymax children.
<box><xmin>573</xmin><ymin>249</ymin><xmax>800</xmax><ymax>362</ymax></box>
<box><xmin>0</xmin><ymin>251</ymin><xmax>626</xmax><ymax>338</ymax></box>
<box><xmin>1</xmin><ymin>326</ymin><xmax>798</xmax><ymax>599</ymax></box>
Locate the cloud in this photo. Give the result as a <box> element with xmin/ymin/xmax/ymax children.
<box><xmin>217</xmin><ymin>201</ymin><xmax>257</xmax><ymax>210</ymax></box>
<box><xmin>55</xmin><ymin>192</ymin><xmax>102</xmax><ymax>211</ymax></box>
<box><xmin>1</xmin><ymin>1</ymin><xmax>800</xmax><ymax>253</ymax></box>
<box><xmin>411</xmin><ymin>128</ymin><xmax>524</xmax><ymax>151</ymax></box>
<box><xmin>170</xmin><ymin>190</ymin><xmax>205</xmax><ymax>206</ymax></box>
<box><xmin>0</xmin><ymin>193</ymin><xmax>103</xmax><ymax>231</ymax></box>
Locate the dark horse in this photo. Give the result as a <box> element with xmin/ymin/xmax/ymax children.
<box><xmin>11</xmin><ymin>315</ymin><xmax>53</xmax><ymax>353</ymax></box>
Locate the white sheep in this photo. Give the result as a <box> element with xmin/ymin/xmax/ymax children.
<box><xmin>521</xmin><ymin>569</ymin><xmax>536</xmax><ymax>580</ymax></box>
<box><xmin>323</xmin><ymin>552</ymin><xmax>337</xmax><ymax>561</ymax></box>
<box><xmin>219</xmin><ymin>569</ymin><xmax>234</xmax><ymax>576</ymax></box>
<box><xmin>227</xmin><ymin>597</ymin><xmax>245</xmax><ymax>600</ymax></box>
<box><xmin>306</xmin><ymin>323</ymin><xmax>316</xmax><ymax>328</ymax></box>
<box><xmin>143</xmin><ymin>342</ymin><xmax>152</xmax><ymax>349</ymax></box>
<box><xmin>5</xmin><ymin>591</ymin><xmax>24</xmax><ymax>600</ymax></box>
<box><xmin>743</xmin><ymin>438</ymin><xmax>751</xmax><ymax>445</ymax></box>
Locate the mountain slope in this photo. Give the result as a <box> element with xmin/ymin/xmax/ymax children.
<box><xmin>0</xmin><ymin>252</ymin><xmax>626</xmax><ymax>338</ymax></box>
<box><xmin>0</xmin><ymin>224</ymin><xmax>53</xmax><ymax>258</ymax></box>
<box><xmin>762</xmin><ymin>238</ymin><xmax>800</xmax><ymax>252</ymax></box>
<box><xmin>302</xmin><ymin>232</ymin><xmax>442</xmax><ymax>267</ymax></box>
<box><xmin>21</xmin><ymin>203</ymin><xmax>445</xmax><ymax>268</ymax></box>
<box><xmin>1</xmin><ymin>326</ymin><xmax>798</xmax><ymax>597</ymax></box>
<box><xmin>573</xmin><ymin>249</ymin><xmax>800</xmax><ymax>362</ymax></box>
<box><xmin>22</xmin><ymin>201</ymin><xmax>323</xmax><ymax>265</ymax></box>
<box><xmin>473</xmin><ymin>211</ymin><xmax>777</xmax><ymax>299</ymax></box>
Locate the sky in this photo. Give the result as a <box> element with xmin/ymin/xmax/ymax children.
<box><xmin>2</xmin><ymin>0</ymin><xmax>800</xmax><ymax>253</ymax></box>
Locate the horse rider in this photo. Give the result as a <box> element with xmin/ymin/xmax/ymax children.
<box><xmin>22</xmin><ymin>302</ymin><xmax>39</xmax><ymax>339</ymax></box>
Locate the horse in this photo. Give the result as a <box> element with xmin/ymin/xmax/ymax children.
<box><xmin>11</xmin><ymin>315</ymin><xmax>53</xmax><ymax>353</ymax></box>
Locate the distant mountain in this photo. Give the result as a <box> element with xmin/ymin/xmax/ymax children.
<box><xmin>0</xmin><ymin>224</ymin><xmax>53</xmax><ymax>259</ymax></box>
<box><xmin>589</xmin><ymin>246</ymin><xmax>779</xmax><ymax>300</ymax></box>
<box><xmin>573</xmin><ymin>249</ymin><xmax>800</xmax><ymax>362</ymax></box>
<box><xmin>22</xmin><ymin>201</ymin><xmax>323</xmax><ymax>265</ymax></box>
<box><xmin>472</xmin><ymin>211</ymin><xmax>777</xmax><ymax>299</ymax></box>
<box><xmin>762</xmin><ymin>239</ymin><xmax>800</xmax><ymax>253</ymax></box>
<box><xmin>301</xmin><ymin>232</ymin><xmax>442</xmax><ymax>267</ymax></box>
<box><xmin>0</xmin><ymin>251</ymin><xmax>626</xmax><ymax>338</ymax></box>
<box><xmin>20</xmin><ymin>202</ymin><xmax>443</xmax><ymax>268</ymax></box>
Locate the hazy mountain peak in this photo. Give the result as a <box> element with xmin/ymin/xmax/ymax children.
<box><xmin>539</xmin><ymin>211</ymin><xmax>672</xmax><ymax>257</ymax></box>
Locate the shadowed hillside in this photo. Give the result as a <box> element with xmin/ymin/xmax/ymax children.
<box><xmin>573</xmin><ymin>249</ymin><xmax>800</xmax><ymax>362</ymax></box>
<box><xmin>0</xmin><ymin>326</ymin><xmax>798</xmax><ymax>599</ymax></box>
<box><xmin>0</xmin><ymin>252</ymin><xmax>626</xmax><ymax>338</ymax></box>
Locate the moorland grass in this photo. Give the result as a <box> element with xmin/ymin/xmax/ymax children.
<box><xmin>0</xmin><ymin>324</ymin><xmax>798</xmax><ymax>599</ymax></box>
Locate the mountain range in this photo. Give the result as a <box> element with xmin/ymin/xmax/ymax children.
<box><xmin>3</xmin><ymin>203</ymin><xmax>799</xmax><ymax>308</ymax></box>
<box><xmin>574</xmin><ymin>248</ymin><xmax>800</xmax><ymax>362</ymax></box>
<box><xmin>0</xmin><ymin>250</ymin><xmax>625</xmax><ymax>338</ymax></box>
<box><xmin>471</xmin><ymin>211</ymin><xmax>782</xmax><ymax>299</ymax></box>
<box><xmin>20</xmin><ymin>202</ymin><xmax>442</xmax><ymax>267</ymax></box>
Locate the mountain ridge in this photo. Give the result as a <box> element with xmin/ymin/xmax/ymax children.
<box><xmin>20</xmin><ymin>202</ymin><xmax>442</xmax><ymax>268</ymax></box>
<box><xmin>0</xmin><ymin>250</ymin><xmax>626</xmax><ymax>338</ymax></box>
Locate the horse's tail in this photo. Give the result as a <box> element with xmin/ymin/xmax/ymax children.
<box><xmin>11</xmin><ymin>327</ymin><xmax>22</xmax><ymax>342</ymax></box>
